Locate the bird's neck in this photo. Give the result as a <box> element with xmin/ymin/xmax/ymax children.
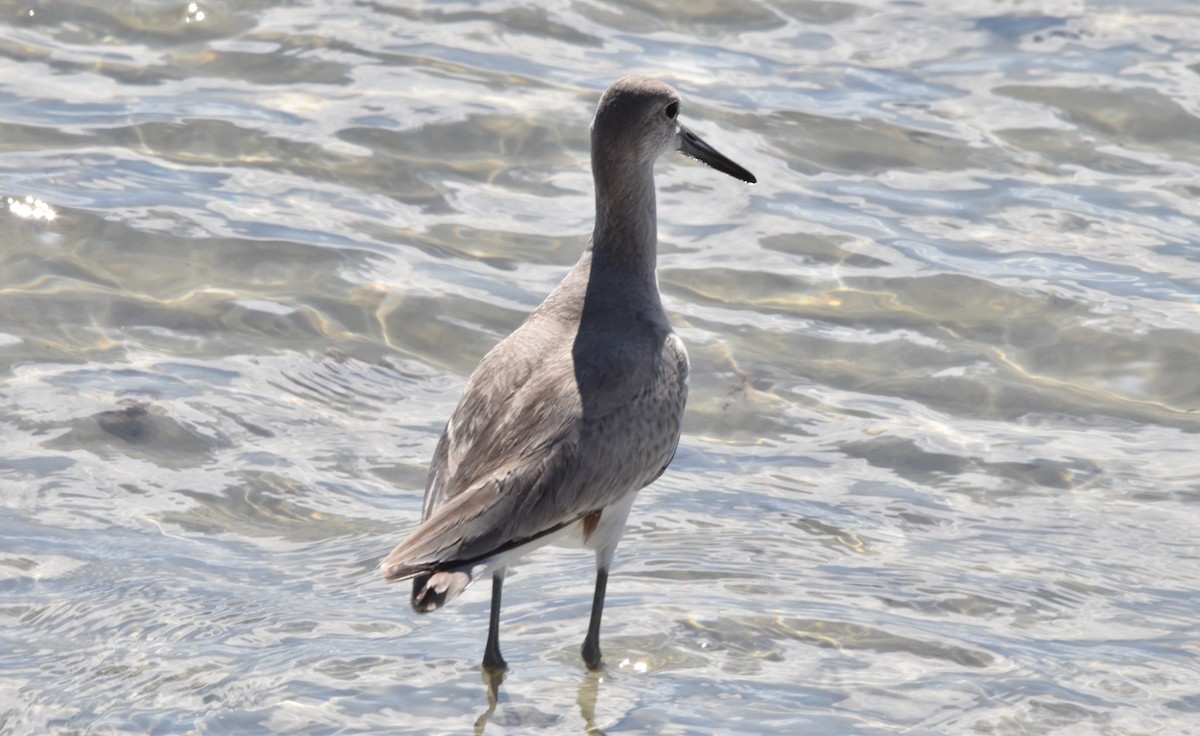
<box><xmin>589</xmin><ymin>156</ymin><xmax>659</xmax><ymax>283</ymax></box>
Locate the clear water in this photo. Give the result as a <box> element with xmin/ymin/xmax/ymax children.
<box><xmin>2</xmin><ymin>1</ymin><xmax>1199</xmax><ymax>734</ymax></box>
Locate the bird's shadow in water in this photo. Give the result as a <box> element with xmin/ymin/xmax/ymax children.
<box><xmin>471</xmin><ymin>666</ymin><xmax>609</xmax><ymax>735</ymax></box>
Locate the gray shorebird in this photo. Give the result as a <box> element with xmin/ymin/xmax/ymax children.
<box><xmin>381</xmin><ymin>76</ymin><xmax>756</xmax><ymax>670</ymax></box>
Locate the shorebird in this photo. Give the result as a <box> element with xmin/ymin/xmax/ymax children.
<box><xmin>381</xmin><ymin>76</ymin><xmax>755</xmax><ymax>670</ymax></box>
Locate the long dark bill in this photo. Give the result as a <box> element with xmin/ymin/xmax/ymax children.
<box><xmin>677</xmin><ymin>125</ymin><xmax>756</xmax><ymax>184</ymax></box>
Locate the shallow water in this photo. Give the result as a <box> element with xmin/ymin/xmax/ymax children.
<box><xmin>2</xmin><ymin>0</ymin><xmax>1199</xmax><ymax>734</ymax></box>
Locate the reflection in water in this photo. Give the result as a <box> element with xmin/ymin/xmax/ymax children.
<box><xmin>2</xmin><ymin>0</ymin><xmax>1200</xmax><ymax>734</ymax></box>
<box><xmin>473</xmin><ymin>667</ymin><xmax>507</xmax><ymax>736</ymax></box>
<box><xmin>7</xmin><ymin>195</ymin><xmax>57</xmax><ymax>222</ymax></box>
<box><xmin>575</xmin><ymin>669</ymin><xmax>606</xmax><ymax>735</ymax></box>
<box><xmin>471</xmin><ymin>666</ymin><xmax>606</xmax><ymax>734</ymax></box>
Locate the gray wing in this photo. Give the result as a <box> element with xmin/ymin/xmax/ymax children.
<box><xmin>421</xmin><ymin>320</ymin><xmax>580</xmax><ymax>521</ymax></box>
<box><xmin>382</xmin><ymin>314</ymin><xmax>687</xmax><ymax>580</ymax></box>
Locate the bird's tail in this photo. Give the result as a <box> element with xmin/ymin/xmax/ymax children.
<box><xmin>381</xmin><ymin>555</ymin><xmax>476</xmax><ymax>613</ymax></box>
<box><xmin>408</xmin><ymin>570</ymin><xmax>473</xmax><ymax>612</ymax></box>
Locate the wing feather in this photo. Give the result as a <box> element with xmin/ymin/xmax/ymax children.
<box><xmin>382</xmin><ymin>266</ymin><xmax>688</xmax><ymax>584</ymax></box>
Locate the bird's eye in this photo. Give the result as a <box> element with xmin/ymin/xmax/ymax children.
<box><xmin>665</xmin><ymin>101</ymin><xmax>679</xmax><ymax>120</ymax></box>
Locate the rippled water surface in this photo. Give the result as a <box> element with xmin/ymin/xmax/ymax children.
<box><xmin>3</xmin><ymin>1</ymin><xmax>1200</xmax><ymax>733</ymax></box>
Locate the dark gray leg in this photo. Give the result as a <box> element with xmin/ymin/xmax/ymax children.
<box><xmin>482</xmin><ymin>570</ymin><xmax>507</xmax><ymax>671</ymax></box>
<box><xmin>581</xmin><ymin>566</ymin><xmax>608</xmax><ymax>670</ymax></box>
